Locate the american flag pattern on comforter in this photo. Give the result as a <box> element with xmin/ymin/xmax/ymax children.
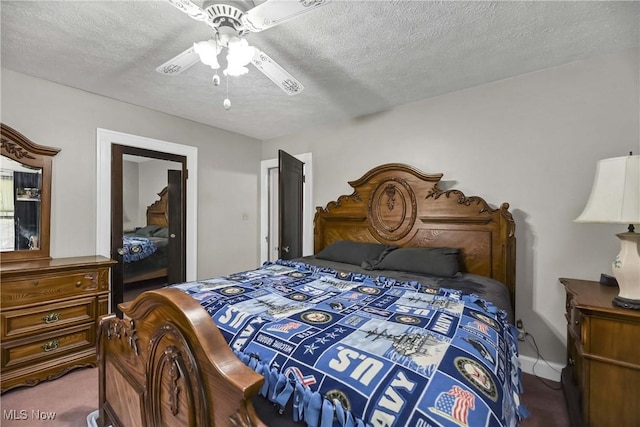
<box><xmin>172</xmin><ymin>260</ymin><xmax>528</xmax><ymax>427</ymax></box>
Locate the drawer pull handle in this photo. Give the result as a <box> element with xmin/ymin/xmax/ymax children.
<box><xmin>76</xmin><ymin>281</ymin><xmax>82</xmax><ymax>287</ymax></box>
<box><xmin>42</xmin><ymin>312</ymin><xmax>61</xmax><ymax>324</ymax></box>
<box><xmin>33</xmin><ymin>280</ymin><xmax>39</xmax><ymax>286</ymax></box>
<box><xmin>574</xmin><ymin>320</ymin><xmax>579</xmax><ymax>325</ymax></box>
<box><xmin>41</xmin><ymin>340</ymin><xmax>59</xmax><ymax>352</ymax></box>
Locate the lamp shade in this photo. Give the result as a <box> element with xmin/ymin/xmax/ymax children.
<box><xmin>575</xmin><ymin>154</ymin><xmax>640</xmax><ymax>224</ymax></box>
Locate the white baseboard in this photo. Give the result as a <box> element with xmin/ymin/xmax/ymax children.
<box><xmin>518</xmin><ymin>355</ymin><xmax>564</xmax><ymax>382</ymax></box>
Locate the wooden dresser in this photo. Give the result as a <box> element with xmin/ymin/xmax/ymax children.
<box><xmin>0</xmin><ymin>256</ymin><xmax>116</xmax><ymax>393</ymax></box>
<box><xmin>560</xmin><ymin>278</ymin><xmax>640</xmax><ymax>427</ymax></box>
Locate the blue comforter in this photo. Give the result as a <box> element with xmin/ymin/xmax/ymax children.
<box><xmin>173</xmin><ymin>260</ymin><xmax>528</xmax><ymax>427</ymax></box>
<box><xmin>121</xmin><ymin>235</ymin><xmax>157</xmax><ymax>263</ymax></box>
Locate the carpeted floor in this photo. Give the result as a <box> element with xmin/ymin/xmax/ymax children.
<box><xmin>1</xmin><ymin>368</ymin><xmax>98</xmax><ymax>427</ymax></box>
<box><xmin>519</xmin><ymin>372</ymin><xmax>569</xmax><ymax>427</ymax></box>
<box><xmin>0</xmin><ymin>367</ymin><xmax>569</xmax><ymax>426</ymax></box>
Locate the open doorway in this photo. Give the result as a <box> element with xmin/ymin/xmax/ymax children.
<box><xmin>96</xmin><ymin>128</ymin><xmax>198</xmax><ymax>317</ymax></box>
<box><xmin>120</xmin><ymin>154</ymin><xmax>184</xmax><ymax>303</ymax></box>
<box><xmin>260</xmin><ymin>152</ymin><xmax>313</xmax><ymax>262</ymax></box>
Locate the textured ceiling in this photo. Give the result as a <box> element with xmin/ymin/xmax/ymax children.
<box><xmin>2</xmin><ymin>1</ymin><xmax>639</xmax><ymax>140</ymax></box>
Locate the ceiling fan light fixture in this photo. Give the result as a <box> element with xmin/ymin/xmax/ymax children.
<box><xmin>223</xmin><ymin>65</ymin><xmax>249</xmax><ymax>77</ymax></box>
<box><xmin>193</xmin><ymin>39</ymin><xmax>221</xmax><ymax>69</ymax></box>
<box><xmin>224</xmin><ymin>65</ymin><xmax>249</xmax><ymax>77</ymax></box>
<box><xmin>225</xmin><ymin>37</ymin><xmax>255</xmax><ymax>76</ymax></box>
<box><xmin>228</xmin><ymin>38</ymin><xmax>255</xmax><ymax>65</ymax></box>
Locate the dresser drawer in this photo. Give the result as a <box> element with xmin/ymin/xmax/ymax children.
<box><xmin>587</xmin><ymin>315</ymin><xmax>640</xmax><ymax>367</ymax></box>
<box><xmin>1</xmin><ymin>297</ymin><xmax>96</xmax><ymax>339</ymax></box>
<box><xmin>1</xmin><ymin>323</ymin><xmax>96</xmax><ymax>370</ymax></box>
<box><xmin>1</xmin><ymin>271</ymin><xmax>102</xmax><ymax>309</ymax></box>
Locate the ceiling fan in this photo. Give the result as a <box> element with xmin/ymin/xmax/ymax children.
<box><xmin>157</xmin><ymin>0</ymin><xmax>330</xmax><ymax>109</ymax></box>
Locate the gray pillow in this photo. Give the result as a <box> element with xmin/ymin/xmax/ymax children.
<box><xmin>152</xmin><ymin>227</ymin><xmax>169</xmax><ymax>238</ymax></box>
<box><xmin>135</xmin><ymin>225</ymin><xmax>162</xmax><ymax>237</ymax></box>
<box><xmin>315</xmin><ymin>240</ymin><xmax>396</xmax><ymax>266</ymax></box>
<box><xmin>373</xmin><ymin>247</ymin><xmax>460</xmax><ymax>277</ymax></box>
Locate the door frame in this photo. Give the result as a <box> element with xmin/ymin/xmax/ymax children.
<box><xmin>260</xmin><ymin>152</ymin><xmax>313</xmax><ymax>262</ymax></box>
<box><xmin>111</xmin><ymin>146</ymin><xmax>187</xmax><ymax>314</ymax></box>
<box><xmin>96</xmin><ymin>129</ymin><xmax>198</xmax><ymax>289</ymax></box>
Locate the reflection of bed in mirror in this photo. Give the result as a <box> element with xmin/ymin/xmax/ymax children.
<box><xmin>123</xmin><ymin>187</ymin><xmax>169</xmax><ymax>285</ymax></box>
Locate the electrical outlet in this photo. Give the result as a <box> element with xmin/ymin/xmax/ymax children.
<box><xmin>515</xmin><ymin>319</ymin><xmax>525</xmax><ymax>341</ymax></box>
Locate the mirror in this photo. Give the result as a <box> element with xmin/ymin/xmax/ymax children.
<box><xmin>0</xmin><ymin>157</ymin><xmax>42</xmax><ymax>251</ymax></box>
<box><xmin>0</xmin><ymin>124</ymin><xmax>60</xmax><ymax>262</ymax></box>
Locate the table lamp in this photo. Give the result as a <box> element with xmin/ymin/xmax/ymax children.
<box><xmin>575</xmin><ymin>153</ymin><xmax>640</xmax><ymax>310</ymax></box>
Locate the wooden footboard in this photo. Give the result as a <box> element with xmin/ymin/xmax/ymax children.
<box><xmin>97</xmin><ymin>288</ymin><xmax>266</xmax><ymax>427</ymax></box>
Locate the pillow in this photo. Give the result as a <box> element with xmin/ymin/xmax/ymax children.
<box><xmin>315</xmin><ymin>240</ymin><xmax>396</xmax><ymax>266</ymax></box>
<box><xmin>372</xmin><ymin>247</ymin><xmax>460</xmax><ymax>277</ymax></box>
<box><xmin>152</xmin><ymin>227</ymin><xmax>169</xmax><ymax>238</ymax></box>
<box><xmin>135</xmin><ymin>225</ymin><xmax>162</xmax><ymax>237</ymax></box>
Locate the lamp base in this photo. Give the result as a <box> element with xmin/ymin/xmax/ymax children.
<box><xmin>612</xmin><ymin>296</ymin><xmax>640</xmax><ymax>310</ymax></box>
<box><xmin>611</xmin><ymin>231</ymin><xmax>640</xmax><ymax>308</ymax></box>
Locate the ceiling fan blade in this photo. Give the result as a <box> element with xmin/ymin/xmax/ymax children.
<box><xmin>251</xmin><ymin>49</ymin><xmax>304</xmax><ymax>95</ymax></box>
<box><xmin>166</xmin><ymin>0</ymin><xmax>208</xmax><ymax>21</ymax></box>
<box><xmin>242</xmin><ymin>0</ymin><xmax>330</xmax><ymax>32</ymax></box>
<box><xmin>156</xmin><ymin>46</ymin><xmax>200</xmax><ymax>75</ymax></box>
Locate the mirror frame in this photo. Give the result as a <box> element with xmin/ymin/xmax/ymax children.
<box><xmin>1</xmin><ymin>123</ymin><xmax>60</xmax><ymax>262</ymax></box>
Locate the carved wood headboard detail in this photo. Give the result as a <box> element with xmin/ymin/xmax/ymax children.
<box><xmin>146</xmin><ymin>187</ymin><xmax>168</xmax><ymax>227</ymax></box>
<box><xmin>313</xmin><ymin>163</ymin><xmax>516</xmax><ymax>309</ymax></box>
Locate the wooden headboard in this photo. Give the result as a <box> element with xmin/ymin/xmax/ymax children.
<box><xmin>146</xmin><ymin>187</ymin><xmax>168</xmax><ymax>227</ymax></box>
<box><xmin>314</xmin><ymin>163</ymin><xmax>516</xmax><ymax>309</ymax></box>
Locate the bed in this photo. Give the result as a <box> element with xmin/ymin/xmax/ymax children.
<box><xmin>97</xmin><ymin>163</ymin><xmax>524</xmax><ymax>427</ymax></box>
<box><xmin>123</xmin><ymin>187</ymin><xmax>169</xmax><ymax>285</ymax></box>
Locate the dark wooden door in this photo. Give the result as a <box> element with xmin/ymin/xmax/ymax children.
<box><xmin>110</xmin><ymin>145</ymin><xmax>187</xmax><ymax>316</ymax></box>
<box><xmin>278</xmin><ymin>150</ymin><xmax>304</xmax><ymax>260</ymax></box>
<box><xmin>110</xmin><ymin>144</ymin><xmax>125</xmax><ymax>316</ymax></box>
<box><xmin>167</xmin><ymin>169</ymin><xmax>185</xmax><ymax>285</ymax></box>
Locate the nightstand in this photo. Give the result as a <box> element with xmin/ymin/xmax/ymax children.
<box><xmin>560</xmin><ymin>278</ymin><xmax>640</xmax><ymax>427</ymax></box>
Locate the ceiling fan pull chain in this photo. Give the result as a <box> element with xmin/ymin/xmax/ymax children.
<box><xmin>212</xmin><ymin>35</ymin><xmax>221</xmax><ymax>86</ymax></box>
<box><xmin>223</xmin><ymin>75</ymin><xmax>231</xmax><ymax>110</ymax></box>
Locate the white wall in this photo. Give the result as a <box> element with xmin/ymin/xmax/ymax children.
<box><xmin>261</xmin><ymin>49</ymin><xmax>640</xmax><ymax>366</ymax></box>
<box><xmin>138</xmin><ymin>158</ymin><xmax>182</xmax><ymax>226</ymax></box>
<box><xmin>2</xmin><ymin>69</ymin><xmax>262</xmax><ymax>278</ymax></box>
<box><xmin>122</xmin><ymin>160</ymin><xmax>139</xmax><ymax>231</ymax></box>
<box><xmin>122</xmin><ymin>158</ymin><xmax>183</xmax><ymax>228</ymax></box>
